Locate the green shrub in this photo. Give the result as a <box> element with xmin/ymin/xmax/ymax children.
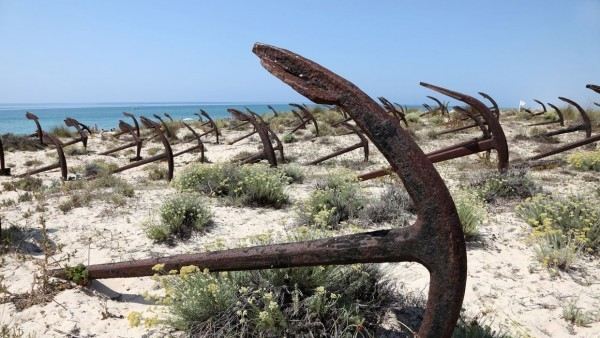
<box><xmin>567</xmin><ymin>150</ymin><xmax>600</xmax><ymax>171</ymax></box>
<box><xmin>64</xmin><ymin>264</ymin><xmax>89</xmax><ymax>286</ymax></box>
<box><xmin>145</xmin><ymin>164</ymin><xmax>169</xmax><ymax>181</ymax></box>
<box><xmin>146</xmin><ymin>193</ymin><xmax>212</xmax><ymax>242</ymax></box>
<box><xmin>406</xmin><ymin>112</ymin><xmax>420</xmax><ymax>123</ymax></box>
<box><xmin>517</xmin><ymin>194</ymin><xmax>599</xmax><ymax>254</ymax></box>
<box><xmin>278</xmin><ymin>164</ymin><xmax>304</xmax><ymax>184</ymax></box>
<box><xmin>23</xmin><ymin>159</ymin><xmax>43</xmax><ymax>167</ymax></box>
<box><xmin>470</xmin><ymin>169</ymin><xmax>540</xmax><ymax>203</ymax></box>
<box><xmin>49</xmin><ymin>125</ymin><xmax>74</xmax><ymax>138</ymax></box>
<box><xmin>282</xmin><ymin>133</ymin><xmax>297</xmax><ymax>143</ymax></box>
<box><xmin>17</xmin><ymin>193</ymin><xmax>33</xmax><ymax>203</ymax></box>
<box><xmin>155</xmin><ymin>231</ymin><xmax>395</xmax><ymax>337</ymax></box>
<box><xmin>299</xmin><ymin>172</ymin><xmax>364</xmax><ymax>228</ymax></box>
<box><xmin>2</xmin><ymin>177</ymin><xmax>43</xmax><ymax>192</ymax></box>
<box><xmin>147</xmin><ymin>147</ymin><xmax>161</xmax><ymax>156</ymax></box>
<box><xmin>65</xmin><ymin>146</ymin><xmax>88</xmax><ymax>156</ymax></box>
<box><xmin>0</xmin><ymin>133</ymin><xmax>43</xmax><ymax>151</ymax></box>
<box><xmin>58</xmin><ymin>191</ymin><xmax>93</xmax><ymax>213</ymax></box>
<box><xmin>454</xmin><ymin>190</ymin><xmax>486</xmax><ymax>240</ymax></box>
<box><xmin>359</xmin><ymin>184</ymin><xmax>413</xmax><ymax>226</ymax></box>
<box><xmin>562</xmin><ymin>300</ymin><xmax>594</xmax><ymax>327</ymax></box>
<box><xmin>173</xmin><ymin>163</ymin><xmax>289</xmax><ymax>208</ymax></box>
<box><xmin>453</xmin><ymin>317</ymin><xmax>513</xmax><ymax>338</ymax></box>
<box><xmin>78</xmin><ymin>160</ymin><xmax>118</xmax><ymax>177</ymax></box>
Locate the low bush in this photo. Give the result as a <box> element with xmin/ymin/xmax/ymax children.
<box><xmin>517</xmin><ymin>194</ymin><xmax>600</xmax><ymax>270</ymax></box>
<box><xmin>470</xmin><ymin>169</ymin><xmax>540</xmax><ymax>203</ymax></box>
<box><xmin>454</xmin><ymin>190</ymin><xmax>487</xmax><ymax>240</ymax></box>
<box><xmin>282</xmin><ymin>133</ymin><xmax>296</xmax><ymax>143</ymax></box>
<box><xmin>567</xmin><ymin>150</ymin><xmax>600</xmax><ymax>171</ymax></box>
<box><xmin>49</xmin><ymin>125</ymin><xmax>74</xmax><ymax>138</ymax></box>
<box><xmin>65</xmin><ymin>146</ymin><xmax>88</xmax><ymax>156</ymax></box>
<box><xmin>76</xmin><ymin>159</ymin><xmax>118</xmax><ymax>177</ymax></box>
<box><xmin>146</xmin><ymin>193</ymin><xmax>212</xmax><ymax>242</ymax></box>
<box><xmin>58</xmin><ymin>191</ymin><xmax>93</xmax><ymax>213</ymax></box>
<box><xmin>145</xmin><ymin>164</ymin><xmax>170</xmax><ymax>181</ymax></box>
<box><xmin>2</xmin><ymin>177</ymin><xmax>43</xmax><ymax>192</ymax></box>
<box><xmin>298</xmin><ymin>172</ymin><xmax>364</xmax><ymax>229</ymax></box>
<box><xmin>278</xmin><ymin>164</ymin><xmax>304</xmax><ymax>184</ymax></box>
<box><xmin>406</xmin><ymin>112</ymin><xmax>420</xmax><ymax>123</ymax></box>
<box><xmin>153</xmin><ymin>231</ymin><xmax>396</xmax><ymax>337</ymax></box>
<box><xmin>0</xmin><ymin>133</ymin><xmax>44</xmax><ymax>151</ymax></box>
<box><xmin>173</xmin><ymin>163</ymin><xmax>289</xmax><ymax>208</ymax></box>
<box><xmin>359</xmin><ymin>184</ymin><xmax>413</xmax><ymax>226</ymax></box>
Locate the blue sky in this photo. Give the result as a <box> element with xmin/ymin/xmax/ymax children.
<box><xmin>0</xmin><ymin>1</ymin><xmax>599</xmax><ymax>107</ymax></box>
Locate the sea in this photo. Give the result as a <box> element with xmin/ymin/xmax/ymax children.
<box><xmin>0</xmin><ymin>102</ymin><xmax>304</xmax><ymax>134</ymax></box>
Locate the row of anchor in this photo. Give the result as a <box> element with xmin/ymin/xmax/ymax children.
<box><xmin>1</xmin><ymin>43</ymin><xmax>598</xmax><ymax>338</ymax></box>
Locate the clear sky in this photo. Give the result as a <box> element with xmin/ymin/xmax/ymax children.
<box><xmin>1</xmin><ymin>0</ymin><xmax>599</xmax><ymax>107</ymax></box>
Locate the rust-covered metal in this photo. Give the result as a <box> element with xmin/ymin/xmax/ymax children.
<box><xmin>17</xmin><ymin>133</ymin><xmax>68</xmax><ymax>180</ymax></box>
<box><xmin>113</xmin><ymin>112</ymin><xmax>140</xmax><ymax>139</ymax></box>
<box><xmin>174</xmin><ymin>121</ymin><xmax>206</xmax><ymax>163</ymax></box>
<box><xmin>378</xmin><ymin>97</ymin><xmax>408</xmax><ymax>127</ymax></box>
<box><xmin>539</xmin><ymin>97</ymin><xmax>591</xmax><ymax>139</ymax></box>
<box><xmin>267</xmin><ymin>104</ymin><xmax>279</xmax><ymax>117</ymax></box>
<box><xmin>528</xmin><ymin>133</ymin><xmax>600</xmax><ymax>161</ymax></box>
<box><xmin>427</xmin><ymin>95</ymin><xmax>448</xmax><ymax>116</ymax></box>
<box><xmin>153</xmin><ymin>114</ymin><xmax>174</xmax><ymax>139</ymax></box>
<box><xmin>586</xmin><ymin>84</ymin><xmax>600</xmax><ymax>95</ymax></box>
<box><xmin>533</xmin><ymin>99</ymin><xmax>547</xmax><ymax>113</ymax></box>
<box><xmin>25</xmin><ymin>112</ymin><xmax>46</xmax><ymax>146</ymax></box>
<box><xmin>63</xmin><ymin>117</ymin><xmax>89</xmax><ymax>148</ymax></box>
<box><xmin>50</xmin><ymin>43</ymin><xmax>467</xmax><ymax>338</ymax></box>
<box><xmin>478</xmin><ymin>92</ymin><xmax>500</xmax><ymax>120</ymax></box>
<box><xmin>0</xmin><ymin>136</ymin><xmax>11</xmax><ymax>176</ymax></box>
<box><xmin>289</xmin><ymin>103</ymin><xmax>320</xmax><ymax>136</ymax></box>
<box><xmin>164</xmin><ymin>113</ymin><xmax>174</xmax><ymax>122</ymax></box>
<box><xmin>110</xmin><ymin>116</ymin><xmax>174</xmax><ymax>181</ymax></box>
<box><xmin>307</xmin><ymin>122</ymin><xmax>369</xmax><ymax>165</ymax></box>
<box><xmin>198</xmin><ymin>110</ymin><xmax>220</xmax><ymax>144</ymax></box>
<box><xmin>99</xmin><ymin>121</ymin><xmax>144</xmax><ymax>161</ymax></box>
<box><xmin>228</xmin><ymin>108</ymin><xmax>279</xmax><ymax>166</ymax></box>
<box><xmin>421</xmin><ymin>103</ymin><xmax>434</xmax><ymax>116</ymax></box>
<box><xmin>527</xmin><ymin>103</ymin><xmax>564</xmax><ymax>127</ymax></box>
<box><xmin>360</xmin><ymin>83</ymin><xmax>509</xmax><ymax>181</ymax></box>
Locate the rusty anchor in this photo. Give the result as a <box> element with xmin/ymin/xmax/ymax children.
<box><xmin>527</xmin><ymin>103</ymin><xmax>565</xmax><ymax>127</ymax></box>
<box><xmin>227</xmin><ymin>108</ymin><xmax>282</xmax><ymax>166</ymax></box>
<box><xmin>109</xmin><ymin>116</ymin><xmax>175</xmax><ymax>181</ymax></box>
<box><xmin>378</xmin><ymin>97</ymin><xmax>408</xmax><ymax>127</ymax></box>
<box><xmin>587</xmin><ymin>84</ymin><xmax>600</xmax><ymax>107</ymax></box>
<box><xmin>99</xmin><ymin>120</ymin><xmax>144</xmax><ymax>161</ymax></box>
<box><xmin>228</xmin><ymin>107</ymin><xmax>261</xmax><ymax>145</ymax></box>
<box><xmin>164</xmin><ymin>113</ymin><xmax>175</xmax><ymax>122</ymax></box>
<box><xmin>537</xmin><ymin>97</ymin><xmax>591</xmax><ymax>140</ymax></box>
<box><xmin>17</xmin><ymin>133</ymin><xmax>68</xmax><ymax>180</ymax></box>
<box><xmin>197</xmin><ymin>110</ymin><xmax>220</xmax><ymax>144</ymax></box>
<box><xmin>421</xmin><ymin>103</ymin><xmax>434</xmax><ymax>116</ymax></box>
<box><xmin>307</xmin><ymin>122</ymin><xmax>369</xmax><ymax>165</ymax></box>
<box><xmin>478</xmin><ymin>92</ymin><xmax>500</xmax><ymax>120</ymax></box>
<box><xmin>152</xmin><ymin>114</ymin><xmax>175</xmax><ymax>139</ymax></box>
<box><xmin>62</xmin><ymin>117</ymin><xmax>89</xmax><ymax>148</ymax></box>
<box><xmin>427</xmin><ymin>95</ymin><xmax>448</xmax><ymax>116</ymax></box>
<box><xmin>50</xmin><ymin>43</ymin><xmax>467</xmax><ymax>338</ymax></box>
<box><xmin>172</xmin><ymin>121</ymin><xmax>207</xmax><ymax>163</ymax></box>
<box><xmin>267</xmin><ymin>104</ymin><xmax>279</xmax><ymax>117</ymax></box>
<box><xmin>528</xmin><ymin>98</ymin><xmax>595</xmax><ymax>161</ymax></box>
<box><xmin>0</xmin><ymin>136</ymin><xmax>11</xmax><ymax>176</ymax></box>
<box><xmin>359</xmin><ymin>83</ymin><xmax>509</xmax><ymax>181</ymax></box>
<box><xmin>112</xmin><ymin>112</ymin><xmax>141</xmax><ymax>139</ymax></box>
<box><xmin>25</xmin><ymin>112</ymin><xmax>47</xmax><ymax>146</ymax></box>
<box><xmin>434</xmin><ymin>92</ymin><xmax>501</xmax><ymax>137</ymax></box>
<box><xmin>289</xmin><ymin>103</ymin><xmax>320</xmax><ymax>136</ymax></box>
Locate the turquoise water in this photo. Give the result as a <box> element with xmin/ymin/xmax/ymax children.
<box><xmin>0</xmin><ymin>102</ymin><xmax>301</xmax><ymax>134</ymax></box>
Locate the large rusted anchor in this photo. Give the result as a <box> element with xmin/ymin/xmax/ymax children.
<box><xmin>523</xmin><ymin>99</ymin><xmax>545</xmax><ymax>117</ymax></box>
<box><xmin>289</xmin><ymin>103</ymin><xmax>320</xmax><ymax>136</ymax></box>
<box><xmin>528</xmin><ymin>98</ymin><xmax>595</xmax><ymax>161</ymax></box>
<box><xmin>175</xmin><ymin>121</ymin><xmax>207</xmax><ymax>163</ymax></box>
<box><xmin>112</xmin><ymin>112</ymin><xmax>140</xmax><ymax>139</ymax></box>
<box><xmin>427</xmin><ymin>95</ymin><xmax>448</xmax><ymax>116</ymax></box>
<box><xmin>537</xmin><ymin>97</ymin><xmax>591</xmax><ymax>140</ymax></box>
<box><xmin>307</xmin><ymin>122</ymin><xmax>369</xmax><ymax>165</ymax></box>
<box><xmin>527</xmin><ymin>102</ymin><xmax>565</xmax><ymax>127</ymax></box>
<box><xmin>360</xmin><ymin>83</ymin><xmax>509</xmax><ymax>181</ymax></box>
<box><xmin>17</xmin><ymin>133</ymin><xmax>68</xmax><ymax>180</ymax></box>
<box><xmin>267</xmin><ymin>104</ymin><xmax>279</xmax><ymax>117</ymax></box>
<box><xmin>228</xmin><ymin>108</ymin><xmax>260</xmax><ymax>145</ymax></box>
<box><xmin>378</xmin><ymin>97</ymin><xmax>408</xmax><ymax>127</ymax></box>
<box><xmin>26</xmin><ymin>112</ymin><xmax>46</xmax><ymax>146</ymax></box>
<box><xmin>0</xmin><ymin>136</ymin><xmax>11</xmax><ymax>176</ymax></box>
<box><xmin>152</xmin><ymin>114</ymin><xmax>175</xmax><ymax>139</ymax></box>
<box><xmin>109</xmin><ymin>116</ymin><xmax>175</xmax><ymax>181</ymax></box>
<box><xmin>227</xmin><ymin>108</ymin><xmax>283</xmax><ymax>166</ymax></box>
<box><xmin>50</xmin><ymin>43</ymin><xmax>467</xmax><ymax>338</ymax></box>
<box><xmin>421</xmin><ymin>103</ymin><xmax>434</xmax><ymax>116</ymax></box>
<box><xmin>436</xmin><ymin>92</ymin><xmax>501</xmax><ymax>136</ymax></box>
<box><xmin>62</xmin><ymin>117</ymin><xmax>89</xmax><ymax>148</ymax></box>
<box><xmin>99</xmin><ymin>121</ymin><xmax>144</xmax><ymax>161</ymax></box>
<box><xmin>197</xmin><ymin>110</ymin><xmax>220</xmax><ymax>144</ymax></box>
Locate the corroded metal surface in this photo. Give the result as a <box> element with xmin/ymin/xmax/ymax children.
<box><xmin>540</xmin><ymin>97</ymin><xmax>591</xmax><ymax>139</ymax></box>
<box><xmin>63</xmin><ymin>117</ymin><xmax>89</xmax><ymax>148</ymax></box>
<box><xmin>110</xmin><ymin>116</ymin><xmax>174</xmax><ymax>181</ymax></box>
<box><xmin>25</xmin><ymin>112</ymin><xmax>46</xmax><ymax>146</ymax></box>
<box><xmin>290</xmin><ymin>103</ymin><xmax>320</xmax><ymax>136</ymax></box>
<box><xmin>199</xmin><ymin>110</ymin><xmax>220</xmax><ymax>144</ymax></box>
<box><xmin>228</xmin><ymin>108</ymin><xmax>278</xmax><ymax>166</ymax></box>
<box><xmin>267</xmin><ymin>104</ymin><xmax>279</xmax><ymax>117</ymax></box>
<box><xmin>533</xmin><ymin>99</ymin><xmax>547</xmax><ymax>113</ymax></box>
<box><xmin>586</xmin><ymin>84</ymin><xmax>600</xmax><ymax>94</ymax></box>
<box><xmin>153</xmin><ymin>114</ymin><xmax>174</xmax><ymax>139</ymax></box>
<box><xmin>307</xmin><ymin>122</ymin><xmax>368</xmax><ymax>165</ymax></box>
<box><xmin>51</xmin><ymin>43</ymin><xmax>467</xmax><ymax>338</ymax></box>
<box><xmin>100</xmin><ymin>121</ymin><xmax>143</xmax><ymax>161</ymax></box>
<box><xmin>175</xmin><ymin>121</ymin><xmax>206</xmax><ymax>163</ymax></box>
<box><xmin>427</xmin><ymin>95</ymin><xmax>448</xmax><ymax>115</ymax></box>
<box><xmin>478</xmin><ymin>92</ymin><xmax>500</xmax><ymax>120</ymax></box>
<box><xmin>528</xmin><ymin>103</ymin><xmax>564</xmax><ymax>127</ymax></box>
<box><xmin>0</xmin><ymin>136</ymin><xmax>11</xmax><ymax>176</ymax></box>
<box><xmin>17</xmin><ymin>133</ymin><xmax>68</xmax><ymax>180</ymax></box>
<box><xmin>379</xmin><ymin>97</ymin><xmax>408</xmax><ymax>127</ymax></box>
